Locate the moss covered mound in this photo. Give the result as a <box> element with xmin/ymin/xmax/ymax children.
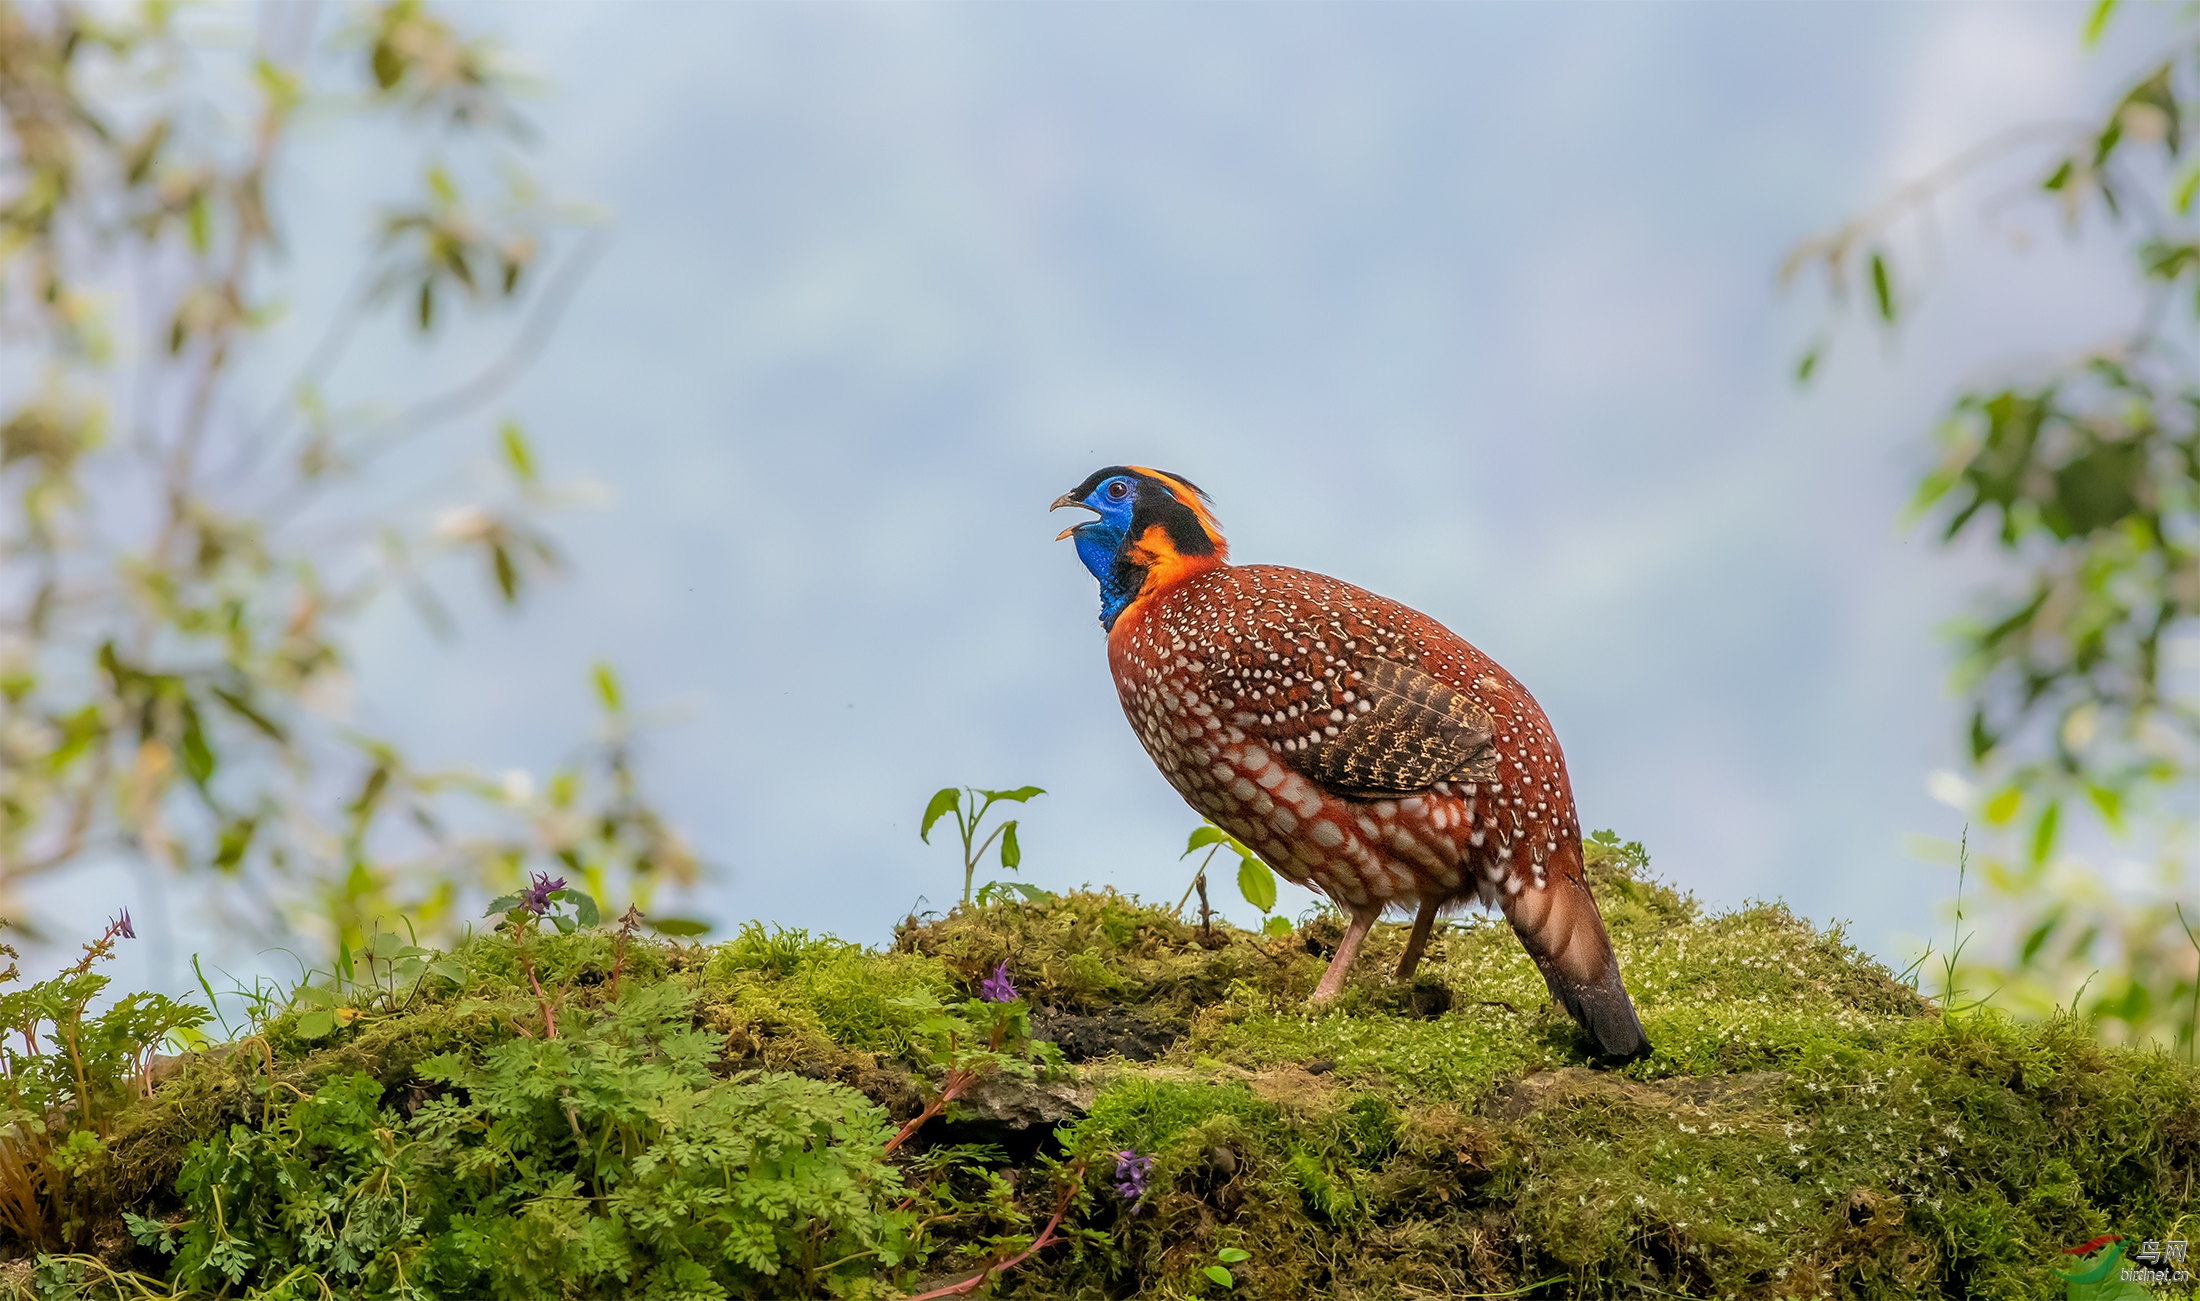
<box><xmin>8</xmin><ymin>843</ymin><xmax>2197</xmax><ymax>1299</ymax></box>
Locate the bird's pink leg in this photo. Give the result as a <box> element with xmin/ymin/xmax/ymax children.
<box><xmin>1394</xmin><ymin>895</ymin><xmax>1442</xmax><ymax>981</ymax></box>
<box><xmin>1310</xmin><ymin>903</ymin><xmax>1381</xmax><ymax>1003</ymax></box>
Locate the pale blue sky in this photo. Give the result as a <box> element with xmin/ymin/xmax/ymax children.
<box><xmin>43</xmin><ymin>1</ymin><xmax>2170</xmax><ymax>987</ymax></box>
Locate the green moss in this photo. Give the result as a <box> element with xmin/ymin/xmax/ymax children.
<box><xmin>701</xmin><ymin>923</ymin><xmax>953</xmax><ymax>1066</ymax></box>
<box><xmin>10</xmin><ymin>850</ymin><xmax>2197</xmax><ymax>1300</ymax></box>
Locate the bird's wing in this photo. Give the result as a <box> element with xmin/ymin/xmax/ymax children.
<box><xmin>1296</xmin><ymin>657</ymin><xmax>1499</xmax><ymax>798</ymax></box>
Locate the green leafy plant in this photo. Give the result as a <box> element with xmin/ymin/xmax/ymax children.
<box><xmin>0</xmin><ymin>914</ymin><xmax>207</xmax><ymax>1248</ymax></box>
<box><xmin>1203</xmin><ymin>1245</ymin><xmax>1253</xmax><ymax>1289</ymax></box>
<box><xmin>1789</xmin><ymin>3</ymin><xmax>2199</xmax><ymax>1048</ymax></box>
<box><xmin>1179</xmin><ymin>822</ymin><xmax>1291</xmax><ymax>937</ymax></box>
<box><xmin>10</xmin><ymin>855</ymin><xmax>2200</xmax><ymax>1299</ymax></box>
<box><xmin>2180</xmin><ymin>903</ymin><xmax>2200</xmax><ymax>1064</ymax></box>
<box><xmin>142</xmin><ymin>982</ymin><xmax>918</xmax><ymax>1299</ymax></box>
<box><xmin>285</xmin><ymin>923</ymin><xmax>469</xmax><ymax>1042</ymax></box>
<box><xmin>902</xmin><ymin>1155</ymin><xmax>1090</xmax><ymax>1301</ymax></box>
<box><xmin>921</xmin><ymin>785</ymin><xmax>1045</xmax><ymax>907</ymax></box>
<box><xmin>884</xmin><ymin>965</ymin><xmax>1064</xmax><ymax>1157</ymax></box>
<box><xmin>482</xmin><ymin>871</ymin><xmax>601</xmax><ymax>1039</ymax></box>
<box><xmin>1915</xmin><ymin>829</ymin><xmax>1999</xmax><ymax>1020</ymax></box>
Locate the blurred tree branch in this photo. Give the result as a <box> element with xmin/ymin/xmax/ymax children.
<box><xmin>0</xmin><ymin>0</ymin><xmax>700</xmax><ymax>957</ymax></box>
<box><xmin>1789</xmin><ymin>0</ymin><xmax>2199</xmax><ymax>1053</ymax></box>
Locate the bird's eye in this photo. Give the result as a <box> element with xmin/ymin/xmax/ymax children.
<box><xmin>1106</xmin><ymin>480</ymin><xmax>1129</xmax><ymax>501</ymax></box>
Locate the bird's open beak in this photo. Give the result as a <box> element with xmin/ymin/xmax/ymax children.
<box><xmin>1051</xmin><ymin>491</ymin><xmax>1096</xmax><ymax>541</ymax></box>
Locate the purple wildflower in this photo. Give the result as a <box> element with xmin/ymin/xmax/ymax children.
<box><xmin>520</xmin><ymin>873</ymin><xmax>567</xmax><ymax>918</ymax></box>
<box><xmin>1113</xmin><ymin>1149</ymin><xmax>1153</xmax><ymax>1210</ymax></box>
<box><xmin>978</xmin><ymin>961</ymin><xmax>1018</xmax><ymax>1003</ymax></box>
<box><xmin>112</xmin><ymin>910</ymin><xmax>135</xmax><ymax>941</ymax></box>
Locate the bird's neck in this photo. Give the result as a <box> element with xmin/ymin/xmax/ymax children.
<box><xmin>1098</xmin><ymin>524</ymin><xmax>1228</xmax><ymax>632</ymax></box>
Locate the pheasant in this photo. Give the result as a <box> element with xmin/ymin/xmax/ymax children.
<box><xmin>1052</xmin><ymin>465</ymin><xmax>1649</xmax><ymax>1059</ymax></box>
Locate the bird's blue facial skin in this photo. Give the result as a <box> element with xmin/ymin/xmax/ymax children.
<box><xmin>1072</xmin><ymin>476</ymin><xmax>1141</xmax><ymax>627</ymax></box>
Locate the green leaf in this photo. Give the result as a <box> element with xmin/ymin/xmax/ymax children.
<box><xmin>1216</xmin><ymin>1248</ymin><xmax>1251</xmax><ymax>1264</ymax></box>
<box><xmin>212</xmin><ymin>817</ymin><xmax>255</xmax><ymax>872</ymax></box>
<box><xmin>648</xmin><ymin>917</ymin><xmax>711</xmax><ymax>938</ymax></box>
<box><xmin>2086</xmin><ymin>783</ymin><xmax>2123</xmax><ymax>831</ymax></box>
<box><xmin>210</xmin><ymin>686</ymin><xmax>286</xmax><ymax>743</ymax></box>
<box><xmin>1902</xmin><ymin>466</ymin><xmax>1960</xmax><ymax>522</ymax></box>
<box><xmin>2030</xmin><ymin>801</ymin><xmax>2061</xmax><ymax>865</ymax></box>
<box><xmin>981</xmin><ymin>785</ymin><xmax>1045</xmax><ymax>803</ymax></box>
<box><xmin>186</xmin><ymin>189</ymin><xmax>210</xmax><ymax>255</ymax></box>
<box><xmin>124</xmin><ymin>1211</ymin><xmax>177</xmax><ymax>1255</ymax></box>
<box><xmin>484</xmin><ymin>892</ymin><xmax>524</xmax><ymax>915</ymax></box>
<box><xmin>1869</xmin><ymin>250</ymin><xmax>1895</xmax><ymax>323</ymax></box>
<box><xmin>568</xmin><ymin>891</ymin><xmax>601</xmax><ymax>926</ymax></box>
<box><xmin>2174</xmin><ymin>164</ymin><xmax>2200</xmax><ymax>214</ymax></box>
<box><xmin>1184</xmin><ymin>825</ymin><xmax>1229</xmax><ymax>856</ymax></box>
<box><xmin>2083</xmin><ymin>0</ymin><xmax>2117</xmax><ymax>46</ymax></box>
<box><xmin>1000</xmin><ymin>821</ymin><xmax>1021</xmax><ymax>869</ymax></box>
<box><xmin>1262</xmin><ymin>915</ymin><xmax>1294</xmax><ymax>938</ymax></box>
<box><xmin>349</xmin><ymin>763</ymin><xmax>391</xmax><ymax>820</ymax></box>
<box><xmin>592</xmin><ymin>661</ymin><xmax>622</xmax><ymax>712</ymax></box>
<box><xmin>920</xmin><ymin>788</ymin><xmax>961</xmax><ymax>843</ymax></box>
<box><xmin>426</xmin><ymin>958</ymin><xmax>469</xmax><ymax>986</ymax></box>
<box><xmin>500</xmin><ymin>421</ymin><xmax>538</xmax><ymax>484</ymax></box>
<box><xmin>252</xmin><ymin>56</ymin><xmax>301</xmax><ymax>112</ymax></box>
<box><xmin>367</xmin><ymin>931</ymin><xmax>404</xmax><ymax>959</ymax></box>
<box><xmin>179</xmin><ymin>701</ymin><xmax>216</xmax><ymax>787</ymax></box>
<box><xmin>1969</xmin><ymin>711</ymin><xmax>1997</xmax><ymax>764</ymax></box>
<box><xmin>491</xmin><ymin>543</ymin><xmax>517</xmax><ymax>602</ymax></box>
<box><xmin>1236</xmin><ymin>856</ymin><xmax>1277</xmax><ymax>913</ymax></box>
<box><xmin>2019</xmin><ymin>913</ymin><xmax>2060</xmax><ymax>967</ymax></box>
<box><xmin>1983</xmin><ymin>786</ymin><xmax>2021</xmax><ymax>827</ymax></box>
<box><xmin>372</xmin><ymin>38</ymin><xmax>402</xmax><ymax>90</ymax></box>
<box><xmin>1795</xmin><ymin>346</ymin><xmax>1819</xmax><ymax>384</ymax></box>
<box><xmin>1204</xmin><ymin>1265</ymin><xmax>1235</xmax><ymax>1288</ymax></box>
<box><xmin>295</xmin><ymin>1009</ymin><xmax>334</xmax><ymax>1040</ymax></box>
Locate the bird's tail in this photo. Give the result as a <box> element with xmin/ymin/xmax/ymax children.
<box><xmin>1500</xmin><ymin>842</ymin><xmax>1649</xmax><ymax>1060</ymax></box>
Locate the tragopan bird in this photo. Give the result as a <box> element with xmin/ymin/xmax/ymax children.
<box><xmin>1053</xmin><ymin>466</ymin><xmax>1649</xmax><ymax>1059</ymax></box>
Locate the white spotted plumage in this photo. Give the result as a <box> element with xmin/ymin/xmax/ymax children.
<box><xmin>1108</xmin><ymin>563</ymin><xmax>1579</xmax><ymax>916</ymax></box>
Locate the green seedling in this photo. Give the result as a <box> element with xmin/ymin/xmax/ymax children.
<box><xmin>922</xmin><ymin>785</ymin><xmax>1046</xmax><ymax>907</ymax></box>
<box><xmin>1204</xmin><ymin>1246</ymin><xmax>1252</xmax><ymax>1289</ymax></box>
<box><xmin>1179</xmin><ymin>822</ymin><xmax>1290</xmax><ymax>936</ymax></box>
